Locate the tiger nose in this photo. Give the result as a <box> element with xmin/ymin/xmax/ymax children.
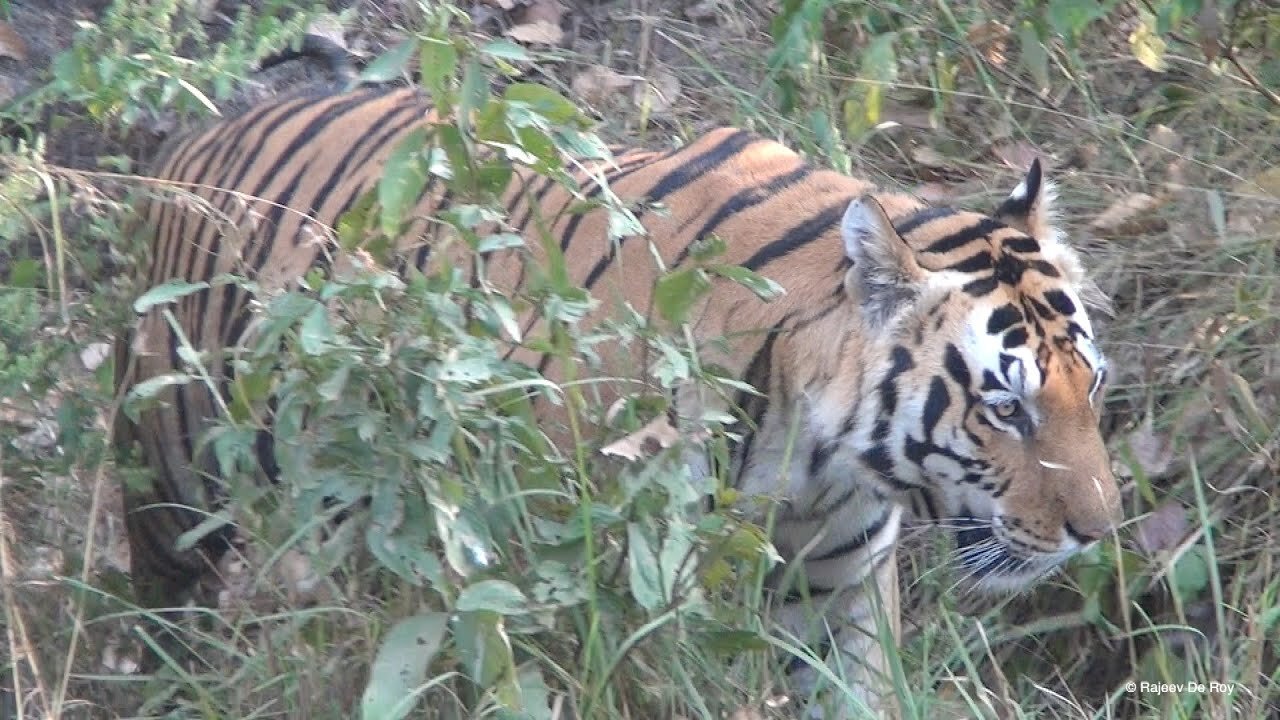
<box><xmin>1061</xmin><ymin>475</ymin><xmax>1122</xmax><ymax>544</ymax></box>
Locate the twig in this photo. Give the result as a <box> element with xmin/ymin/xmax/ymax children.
<box><xmin>1223</xmin><ymin>0</ymin><xmax>1280</xmax><ymax>106</ymax></box>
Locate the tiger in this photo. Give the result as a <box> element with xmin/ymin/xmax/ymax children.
<box><xmin>114</xmin><ymin>85</ymin><xmax>1122</xmax><ymax>714</ymax></box>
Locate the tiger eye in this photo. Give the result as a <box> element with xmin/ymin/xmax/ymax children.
<box><xmin>994</xmin><ymin>399</ymin><xmax>1021</xmax><ymax>418</ymax></box>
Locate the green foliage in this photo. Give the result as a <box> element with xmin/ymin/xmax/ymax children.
<box><xmin>36</xmin><ymin>0</ymin><xmax>324</xmax><ymax>126</ymax></box>
<box><xmin>120</xmin><ymin>9</ymin><xmax>783</xmax><ymax>717</ymax></box>
<box><xmin>763</xmin><ymin>0</ymin><xmax>1278</xmax><ymax>155</ymax></box>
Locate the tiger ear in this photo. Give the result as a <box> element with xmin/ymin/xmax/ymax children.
<box><xmin>841</xmin><ymin>194</ymin><xmax>930</xmax><ymax>323</ymax></box>
<box><xmin>994</xmin><ymin>158</ymin><xmax>1054</xmax><ymax>241</ymax></box>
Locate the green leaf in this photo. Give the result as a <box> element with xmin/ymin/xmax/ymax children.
<box><xmin>687</xmin><ymin>234</ymin><xmax>727</xmax><ymax>263</ymax></box>
<box><xmin>456</xmin><ymin>579</ymin><xmax>529</xmax><ymax>615</ymax></box>
<box><xmin>133</xmin><ymin>279</ymin><xmax>209</xmax><ymax>313</ymax></box>
<box><xmin>1170</xmin><ymin>544</ymin><xmax>1210</xmax><ymax>601</ymax></box>
<box><xmin>1130</xmin><ymin>12</ymin><xmax>1169</xmax><ymax>72</ymax></box>
<box><xmin>1047</xmin><ymin>0</ymin><xmax>1112</xmax><ymax>39</ymax></box>
<box><xmin>1018</xmin><ymin>21</ymin><xmax>1052</xmax><ymax>93</ymax></box>
<box><xmin>125</xmin><ymin>372</ymin><xmax>193</xmax><ymax>408</ymax></box>
<box><xmin>419</xmin><ymin>37</ymin><xmax>458</xmax><ymax>98</ymax></box>
<box><xmin>698</xmin><ymin>629</ymin><xmax>770</xmax><ymax>654</ymax></box>
<box><xmin>627</xmin><ymin>523</ymin><xmax>664</xmax><ymax>611</ymax></box>
<box><xmin>860</xmin><ymin>31</ymin><xmax>898</xmax><ymax>84</ymax></box>
<box><xmin>437</xmin><ymin>123</ymin><xmax>475</xmax><ymax>196</ymax></box>
<box><xmin>298</xmin><ymin>304</ymin><xmax>334</xmax><ymax>355</ymax></box>
<box><xmin>709</xmin><ymin>264</ymin><xmax>784</xmax><ymax>301</ymax></box>
<box><xmin>378</xmin><ymin>126</ymin><xmax>431</xmax><ymax>237</ymax></box>
<box><xmin>174</xmin><ymin>510</ymin><xmax>233</xmax><ymax>552</ymax></box>
<box><xmin>360</xmin><ymin>612</ymin><xmax>449</xmax><ymax>720</ymax></box>
<box><xmin>362</xmin><ymin>38</ymin><xmax>417</xmax><ymax>84</ymax></box>
<box><xmin>654</xmin><ymin>268</ymin><xmax>712</xmax><ymax>325</ymax></box>
<box><xmin>495</xmin><ymin>665</ymin><xmax>554</xmax><ymax>720</ymax></box>
<box><xmin>477</xmin><ymin>232</ymin><xmax>525</xmax><ymax>253</ymax></box>
<box><xmin>453</xmin><ymin>610</ymin><xmax>516</xmax><ymax>689</ymax></box>
<box><xmin>480</xmin><ymin>39</ymin><xmax>531</xmax><ymax>63</ymax></box>
<box><xmin>8</xmin><ymin>258</ymin><xmax>42</xmax><ymax>289</ymax></box>
<box><xmin>504</xmin><ymin>83</ymin><xmax>581</xmax><ymax>125</ymax></box>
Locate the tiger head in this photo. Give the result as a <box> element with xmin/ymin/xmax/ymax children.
<box><xmin>839</xmin><ymin>161</ymin><xmax>1121</xmax><ymax>592</ymax></box>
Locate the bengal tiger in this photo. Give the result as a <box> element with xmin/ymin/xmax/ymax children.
<box><xmin>115</xmin><ymin>86</ymin><xmax>1122</xmax><ymax>714</ymax></box>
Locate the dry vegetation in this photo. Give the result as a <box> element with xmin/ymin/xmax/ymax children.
<box><xmin>1</xmin><ymin>0</ymin><xmax>1278</xmax><ymax>718</ymax></box>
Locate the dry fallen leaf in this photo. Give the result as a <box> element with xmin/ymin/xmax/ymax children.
<box><xmin>101</xmin><ymin>639</ymin><xmax>141</xmax><ymax>675</ymax></box>
<box><xmin>506</xmin><ymin>20</ymin><xmax>564</xmax><ymax>45</ymax></box>
<box><xmin>80</xmin><ymin>342</ymin><xmax>112</xmax><ymax>371</ymax></box>
<box><xmin>990</xmin><ymin>140</ymin><xmax>1039</xmax><ymax>171</ymax></box>
<box><xmin>481</xmin><ymin>0</ymin><xmax>520</xmax><ymax>9</ymax></box>
<box><xmin>1134</xmin><ymin>500</ymin><xmax>1188</xmax><ymax>554</ymax></box>
<box><xmin>880</xmin><ymin>101</ymin><xmax>936</xmax><ymax>131</ymax></box>
<box><xmin>513</xmin><ymin>0</ymin><xmax>564</xmax><ymax>26</ymax></box>
<box><xmin>633</xmin><ymin>69</ymin><xmax>681</xmax><ymax>115</ymax></box>
<box><xmin>1128</xmin><ymin>415</ymin><xmax>1174</xmax><ymax>479</ymax></box>
<box><xmin>0</xmin><ymin>21</ymin><xmax>29</xmax><ymax>62</ymax></box>
<box><xmin>1090</xmin><ymin>192</ymin><xmax>1163</xmax><ymax>234</ymax></box>
<box><xmin>910</xmin><ymin>146</ymin><xmax>951</xmax><ymax>169</ymax></box>
<box><xmin>966</xmin><ymin>21</ymin><xmax>1011</xmax><ymax>67</ymax></box>
<box><xmin>600</xmin><ymin>413</ymin><xmax>681</xmax><ymax>461</ymax></box>
<box><xmin>571</xmin><ymin>65</ymin><xmax>635</xmax><ymax>105</ymax></box>
<box><xmin>1196</xmin><ymin>0</ymin><xmax>1222</xmax><ymax>61</ymax></box>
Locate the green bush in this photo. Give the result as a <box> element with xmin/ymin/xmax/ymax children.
<box><xmin>121</xmin><ymin>13</ymin><xmax>787</xmax><ymax>718</ymax></box>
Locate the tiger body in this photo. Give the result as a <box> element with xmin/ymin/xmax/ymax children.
<box><xmin>118</xmin><ymin>87</ymin><xmax>1121</xmax><ymax>713</ymax></box>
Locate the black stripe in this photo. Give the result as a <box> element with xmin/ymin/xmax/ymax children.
<box><xmin>412</xmin><ymin>243</ymin><xmax>432</xmax><ymax>270</ymax></box>
<box><xmin>731</xmin><ymin>320</ymin><xmax>786</xmax><ymax>486</ymax></box>
<box><xmin>571</xmin><ymin>133</ymin><xmax>759</xmax><ymax>279</ymax></box>
<box><xmin>514</xmin><ymin>174</ymin><xmax>562</xmax><ymax>230</ymax></box>
<box><xmin>986</xmin><ymin>304</ymin><xmax>1022</xmax><ymax>335</ymax></box>
<box><xmin>947</xmin><ymin>251</ymin><xmax>993</xmax><ymax>273</ymax></box>
<box><xmin>165</xmin><ymin>328</ymin><xmax>197</xmax><ymax>472</ymax></box>
<box><xmin>962</xmin><ymin>276</ymin><xmax>999</xmax><ymax>297</ymax></box>
<box><xmin>554</xmin><ymin>156</ymin><xmax>657</xmax><ymax>254</ymax></box>
<box><xmin>644</xmin><ymin>130</ymin><xmax>756</xmax><ymax>202</ymax></box>
<box><xmin>981</xmin><ymin>369</ymin><xmax>1006</xmax><ymax>392</ymax></box>
<box><xmin>238</xmin><ymin>95</ymin><xmax>390</xmax><ymax>276</ymax></box>
<box><xmin>1001</xmin><ymin>327</ymin><xmax>1029</xmax><ymax>348</ymax></box>
<box><xmin>917</xmin><ymin>488</ymin><xmax>940</xmax><ymax>521</ymax></box>
<box><xmin>1002</xmin><ymin>235</ymin><xmax>1040</xmax><ymax>254</ymax></box>
<box><xmin>1042</xmin><ymin>289</ymin><xmax>1077</xmax><ymax>316</ymax></box>
<box><xmin>878</xmin><ymin>345</ymin><xmax>914</xmax><ymax>416</ymax></box>
<box><xmin>993</xmin><ymin>254</ymin><xmax>1029</xmax><ymax>286</ymax></box>
<box><xmin>808</xmin><ymin>511</ymin><xmax>891</xmax><ymax>563</ymax></box>
<box><xmin>672</xmin><ymin>163</ymin><xmax>812</xmax><ymax>267</ymax></box>
<box><xmin>943</xmin><ymin>343</ymin><xmax>971</xmax><ymax>387</ymax></box>
<box><xmin>782</xmin><ymin>582</ymin><xmax>838</xmax><ymax>604</ymax></box>
<box><xmin>998</xmin><ymin>353</ymin><xmax>1018</xmax><ymax>383</ymax></box>
<box><xmin>302</xmin><ymin>104</ymin><xmax>424</xmax><ymax>234</ymax></box>
<box><xmin>923</xmin><ymin>218</ymin><xmax>1002</xmax><ymax>255</ymax></box>
<box><xmin>922</xmin><ymin>377</ymin><xmax>950</xmax><ymax>434</ymax></box>
<box><xmin>893</xmin><ymin>206</ymin><xmax>957</xmax><ymax>237</ymax></box>
<box><xmin>741</xmin><ymin>200</ymin><xmax>849</xmax><ymax>271</ymax></box>
<box><xmin>1030</xmin><ymin>260</ymin><xmax>1061</xmax><ymax>278</ymax></box>
<box><xmin>808</xmin><ymin>440</ymin><xmax>836</xmax><ymax>478</ymax></box>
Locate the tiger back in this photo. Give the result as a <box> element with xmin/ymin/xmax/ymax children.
<box><xmin>116</xmin><ymin>86</ymin><xmax>1121</xmax><ymax>714</ymax></box>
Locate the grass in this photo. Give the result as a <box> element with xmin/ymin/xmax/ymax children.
<box><xmin>2</xmin><ymin>0</ymin><xmax>1279</xmax><ymax>718</ymax></box>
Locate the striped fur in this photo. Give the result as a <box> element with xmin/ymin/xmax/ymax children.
<box><xmin>115</xmin><ymin>87</ymin><xmax>1121</xmax><ymax>711</ymax></box>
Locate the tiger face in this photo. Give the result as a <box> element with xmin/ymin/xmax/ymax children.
<box><xmin>838</xmin><ymin>161</ymin><xmax>1121</xmax><ymax>592</ymax></box>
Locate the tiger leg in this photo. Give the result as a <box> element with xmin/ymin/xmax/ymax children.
<box><xmin>777</xmin><ymin>514</ymin><xmax>903</xmax><ymax>719</ymax></box>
